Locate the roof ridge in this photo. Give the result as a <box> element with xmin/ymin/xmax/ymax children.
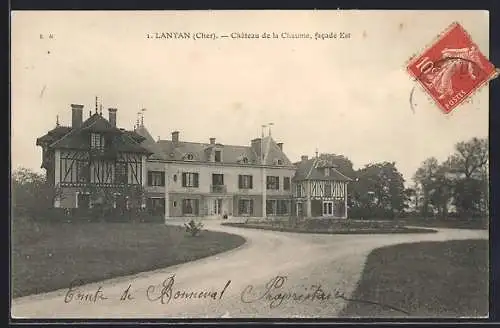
<box><xmin>158</xmin><ymin>139</ymin><xmax>253</xmax><ymax>149</ymax></box>
<box><xmin>305</xmin><ymin>158</ymin><xmax>317</xmax><ymax>179</ymax></box>
<box><xmin>331</xmin><ymin>167</ymin><xmax>353</xmax><ymax>181</ymax></box>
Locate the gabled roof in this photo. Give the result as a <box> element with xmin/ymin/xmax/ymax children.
<box><xmin>36</xmin><ymin>126</ymin><xmax>72</xmax><ymax>146</ymax></box>
<box><xmin>294</xmin><ymin>157</ymin><xmax>352</xmax><ymax>181</ymax></box>
<box><xmin>37</xmin><ymin>113</ymin><xmax>152</xmax><ymax>155</ymax></box>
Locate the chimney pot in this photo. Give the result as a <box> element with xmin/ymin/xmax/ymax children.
<box><xmin>71</xmin><ymin>104</ymin><xmax>84</xmax><ymax>128</ymax></box>
<box><xmin>301</xmin><ymin>155</ymin><xmax>309</xmax><ymax>161</ymax></box>
<box><xmin>172</xmin><ymin>131</ymin><xmax>180</xmax><ymax>145</ymax></box>
<box><xmin>277</xmin><ymin>142</ymin><xmax>283</xmax><ymax>151</ymax></box>
<box><xmin>209</xmin><ymin>137</ymin><xmax>216</xmax><ymax>145</ymax></box>
<box><xmin>108</xmin><ymin>108</ymin><xmax>117</xmax><ymax>127</ymax></box>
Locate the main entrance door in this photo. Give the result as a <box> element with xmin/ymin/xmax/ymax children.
<box><xmin>213</xmin><ymin>199</ymin><xmax>222</xmax><ymax>215</ymax></box>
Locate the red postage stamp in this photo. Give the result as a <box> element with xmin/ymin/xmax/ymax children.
<box><xmin>407</xmin><ymin>22</ymin><xmax>497</xmax><ymax>114</ymax></box>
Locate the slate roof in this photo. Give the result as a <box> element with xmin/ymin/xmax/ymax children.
<box><xmin>37</xmin><ymin>113</ymin><xmax>152</xmax><ymax>155</ymax></box>
<box><xmin>293</xmin><ymin>157</ymin><xmax>352</xmax><ymax>181</ymax></box>
<box><xmin>137</xmin><ymin>126</ymin><xmax>294</xmax><ymax>167</ymax></box>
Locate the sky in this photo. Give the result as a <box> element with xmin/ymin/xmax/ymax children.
<box><xmin>11</xmin><ymin>10</ymin><xmax>490</xmax><ymax>184</ymax></box>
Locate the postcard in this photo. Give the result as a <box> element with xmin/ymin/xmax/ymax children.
<box><xmin>10</xmin><ymin>10</ymin><xmax>491</xmax><ymax>319</ymax></box>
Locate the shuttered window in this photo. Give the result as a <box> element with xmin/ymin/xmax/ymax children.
<box><xmin>266</xmin><ymin>176</ymin><xmax>279</xmax><ymax>190</ymax></box>
<box><xmin>238</xmin><ymin>175</ymin><xmax>253</xmax><ymax>189</ymax></box>
<box><xmin>182</xmin><ymin>172</ymin><xmax>199</xmax><ymax>188</ymax></box>
<box><xmin>147</xmin><ymin>171</ymin><xmax>165</xmax><ymax>186</ymax></box>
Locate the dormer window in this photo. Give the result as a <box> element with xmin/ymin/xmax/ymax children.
<box><xmin>241</xmin><ymin>157</ymin><xmax>248</xmax><ymax>164</ymax></box>
<box><xmin>185</xmin><ymin>153</ymin><xmax>194</xmax><ymax>161</ymax></box>
<box><xmin>91</xmin><ymin>133</ymin><xmax>104</xmax><ymax>150</ymax></box>
<box><xmin>214</xmin><ymin>150</ymin><xmax>222</xmax><ymax>163</ymax></box>
<box><xmin>274</xmin><ymin>159</ymin><xmax>283</xmax><ymax>166</ymax></box>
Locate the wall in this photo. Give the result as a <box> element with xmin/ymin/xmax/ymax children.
<box><xmin>146</xmin><ymin>161</ymin><xmax>295</xmax><ymax>197</ymax></box>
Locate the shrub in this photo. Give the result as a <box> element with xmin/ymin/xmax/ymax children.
<box><xmin>184</xmin><ymin>219</ymin><xmax>204</xmax><ymax>237</ymax></box>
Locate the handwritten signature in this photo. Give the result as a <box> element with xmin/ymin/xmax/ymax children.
<box><xmin>63</xmin><ymin>275</ymin><xmax>409</xmax><ymax>315</ymax></box>
<box><xmin>240</xmin><ymin>275</ymin><xmax>410</xmax><ymax>315</ymax></box>
<box><xmin>146</xmin><ymin>274</ymin><xmax>231</xmax><ymax>305</ymax></box>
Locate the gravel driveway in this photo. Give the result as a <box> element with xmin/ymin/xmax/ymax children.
<box><xmin>11</xmin><ymin>220</ymin><xmax>488</xmax><ymax>319</ymax></box>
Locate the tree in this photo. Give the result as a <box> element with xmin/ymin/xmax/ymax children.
<box><xmin>448</xmin><ymin>137</ymin><xmax>488</xmax><ymax>178</ymax></box>
<box><xmin>413</xmin><ymin>157</ymin><xmax>440</xmax><ymax>217</ymax></box>
<box><xmin>351</xmin><ymin>162</ymin><xmax>406</xmax><ymax>218</ymax></box>
<box><xmin>11</xmin><ymin>167</ymin><xmax>62</xmax><ymax>219</ymax></box>
<box><xmin>412</xmin><ymin>137</ymin><xmax>489</xmax><ymax>220</ymax></box>
<box><xmin>427</xmin><ymin>162</ymin><xmax>453</xmax><ymax>218</ymax></box>
<box><xmin>448</xmin><ymin>137</ymin><xmax>489</xmax><ymax>218</ymax></box>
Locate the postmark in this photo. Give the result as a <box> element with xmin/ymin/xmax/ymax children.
<box><xmin>407</xmin><ymin>22</ymin><xmax>497</xmax><ymax>114</ymax></box>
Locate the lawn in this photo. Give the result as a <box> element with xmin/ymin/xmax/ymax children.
<box><xmin>397</xmin><ymin>217</ymin><xmax>488</xmax><ymax>230</ymax></box>
<box><xmin>11</xmin><ymin>217</ymin><xmax>246</xmax><ymax>298</ymax></box>
<box><xmin>223</xmin><ymin>219</ymin><xmax>437</xmax><ymax>235</ymax></box>
<box><xmin>340</xmin><ymin>239</ymin><xmax>489</xmax><ymax>318</ymax></box>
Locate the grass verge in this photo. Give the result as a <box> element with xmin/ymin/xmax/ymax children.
<box><xmin>340</xmin><ymin>239</ymin><xmax>489</xmax><ymax>318</ymax></box>
<box><xmin>397</xmin><ymin>218</ymin><xmax>488</xmax><ymax>230</ymax></box>
<box><xmin>11</xmin><ymin>217</ymin><xmax>246</xmax><ymax>298</ymax></box>
<box><xmin>222</xmin><ymin>222</ymin><xmax>436</xmax><ymax>234</ymax></box>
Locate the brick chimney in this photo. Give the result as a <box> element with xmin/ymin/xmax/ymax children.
<box><xmin>209</xmin><ymin>137</ymin><xmax>216</xmax><ymax>145</ymax></box>
<box><xmin>277</xmin><ymin>142</ymin><xmax>283</xmax><ymax>151</ymax></box>
<box><xmin>172</xmin><ymin>131</ymin><xmax>180</xmax><ymax>145</ymax></box>
<box><xmin>71</xmin><ymin>104</ymin><xmax>84</xmax><ymax>128</ymax></box>
<box><xmin>108</xmin><ymin>108</ymin><xmax>117</xmax><ymax>127</ymax></box>
<box><xmin>301</xmin><ymin>155</ymin><xmax>309</xmax><ymax>161</ymax></box>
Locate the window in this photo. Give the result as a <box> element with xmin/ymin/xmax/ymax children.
<box><xmin>91</xmin><ymin>133</ymin><xmax>104</xmax><ymax>150</ymax></box>
<box><xmin>148</xmin><ymin>171</ymin><xmax>165</xmax><ymax>186</ymax></box>
<box><xmin>238</xmin><ymin>199</ymin><xmax>253</xmax><ymax>215</ymax></box>
<box><xmin>324</xmin><ymin>168</ymin><xmax>330</xmax><ymax>176</ymax></box>
<box><xmin>173</xmin><ymin>174</ymin><xmax>177</xmax><ymax>182</ymax></box>
<box><xmin>214</xmin><ymin>150</ymin><xmax>222</xmax><ymax>162</ymax></box>
<box><xmin>147</xmin><ymin>197</ymin><xmax>165</xmax><ymax>215</ymax></box>
<box><xmin>266</xmin><ymin>176</ymin><xmax>279</xmax><ymax>190</ymax></box>
<box><xmin>77</xmin><ymin>193</ymin><xmax>90</xmax><ymax>209</ymax></box>
<box><xmin>266</xmin><ymin>200</ymin><xmax>277</xmax><ymax>215</ymax></box>
<box><xmin>238</xmin><ymin>175</ymin><xmax>253</xmax><ymax>189</ymax></box>
<box><xmin>267</xmin><ymin>200</ymin><xmax>290</xmax><ymax>216</ymax></box>
<box><xmin>212</xmin><ymin>174</ymin><xmax>224</xmax><ymax>186</ymax></box>
<box><xmin>323</xmin><ymin>201</ymin><xmax>333</xmax><ymax>216</ymax></box>
<box><xmin>241</xmin><ymin>157</ymin><xmax>248</xmax><ymax>164</ymax></box>
<box><xmin>279</xmin><ymin>200</ymin><xmax>290</xmax><ymax>215</ymax></box>
<box><xmin>182</xmin><ymin>172</ymin><xmax>199</xmax><ymax>187</ymax></box>
<box><xmin>115</xmin><ymin>162</ymin><xmax>128</xmax><ymax>184</ymax></box>
<box><xmin>296</xmin><ymin>184</ymin><xmax>303</xmax><ymax>197</ymax></box>
<box><xmin>284</xmin><ymin>177</ymin><xmax>291</xmax><ymax>190</ymax></box>
<box><xmin>182</xmin><ymin>199</ymin><xmax>199</xmax><ymax>215</ymax></box>
<box><xmin>276</xmin><ymin>159</ymin><xmax>283</xmax><ymax>165</ymax></box>
<box><xmin>185</xmin><ymin>154</ymin><xmax>194</xmax><ymax>161</ymax></box>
